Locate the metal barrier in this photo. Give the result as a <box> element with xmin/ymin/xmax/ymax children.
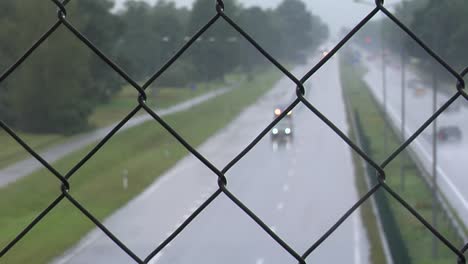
<box><xmin>0</xmin><ymin>0</ymin><xmax>467</xmax><ymax>263</ymax></box>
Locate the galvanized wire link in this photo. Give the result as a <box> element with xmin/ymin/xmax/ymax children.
<box><xmin>1</xmin><ymin>0</ymin><xmax>467</xmax><ymax>263</ymax></box>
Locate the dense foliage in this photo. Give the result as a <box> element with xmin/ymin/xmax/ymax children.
<box><xmin>0</xmin><ymin>0</ymin><xmax>328</xmax><ymax>134</ymax></box>
<box><xmin>355</xmin><ymin>0</ymin><xmax>467</xmax><ymax>77</ymax></box>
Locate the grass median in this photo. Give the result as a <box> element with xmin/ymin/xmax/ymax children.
<box><xmin>0</xmin><ymin>67</ymin><xmax>282</xmax><ymax>264</ymax></box>
<box><xmin>340</xmin><ymin>53</ymin><xmax>465</xmax><ymax>264</ymax></box>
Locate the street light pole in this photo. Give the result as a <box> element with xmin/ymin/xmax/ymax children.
<box><xmin>354</xmin><ymin>0</ymin><xmax>397</xmax><ymax>155</ymax></box>
<box><xmin>400</xmin><ymin>39</ymin><xmax>406</xmax><ymax>191</ymax></box>
<box><xmin>381</xmin><ymin>23</ymin><xmax>388</xmax><ymax>155</ymax></box>
<box><xmin>431</xmin><ymin>58</ymin><xmax>439</xmax><ymax>259</ymax></box>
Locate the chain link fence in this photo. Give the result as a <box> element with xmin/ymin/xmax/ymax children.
<box><xmin>0</xmin><ymin>0</ymin><xmax>467</xmax><ymax>263</ymax></box>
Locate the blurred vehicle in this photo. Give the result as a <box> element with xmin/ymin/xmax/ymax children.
<box><xmin>272</xmin><ymin>105</ymin><xmax>293</xmax><ymax>141</ymax></box>
<box><xmin>414</xmin><ymin>87</ymin><xmax>427</xmax><ymax>96</ymax></box>
<box><xmin>437</xmin><ymin>126</ymin><xmax>462</xmax><ymax>142</ymax></box>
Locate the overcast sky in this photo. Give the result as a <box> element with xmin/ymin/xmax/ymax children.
<box><xmin>113</xmin><ymin>0</ymin><xmax>403</xmax><ymax>36</ymax></box>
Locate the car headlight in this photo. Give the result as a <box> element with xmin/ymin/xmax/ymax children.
<box><xmin>272</xmin><ymin>128</ymin><xmax>279</xmax><ymax>134</ymax></box>
<box><xmin>285</xmin><ymin>128</ymin><xmax>291</xmax><ymax>134</ymax></box>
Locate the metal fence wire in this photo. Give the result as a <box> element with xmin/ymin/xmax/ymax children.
<box><xmin>0</xmin><ymin>0</ymin><xmax>467</xmax><ymax>263</ymax></box>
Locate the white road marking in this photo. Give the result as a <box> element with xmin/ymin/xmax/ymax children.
<box><xmin>195</xmin><ymin>199</ymin><xmax>204</xmax><ymax>206</ymax></box>
<box><xmin>205</xmin><ymin>185</ymin><xmax>216</xmax><ymax>193</ymax></box>
<box><xmin>148</xmin><ymin>252</ymin><xmax>164</xmax><ymax>264</ymax></box>
<box><xmin>175</xmin><ymin>222</ymin><xmax>184</xmax><ymax>230</ymax></box>
<box><xmin>52</xmin><ymin>232</ymin><xmax>101</xmax><ymax>264</ymax></box>
<box><xmin>189</xmin><ymin>206</ymin><xmax>198</xmax><ymax>213</ymax></box>
<box><xmin>255</xmin><ymin>258</ymin><xmax>265</xmax><ymax>264</ymax></box>
<box><xmin>291</xmin><ymin>157</ymin><xmax>297</xmax><ymax>166</ymax></box>
<box><xmin>282</xmin><ymin>184</ymin><xmax>290</xmax><ymax>192</ymax></box>
<box><xmin>137</xmin><ymin>176</ymin><xmax>169</xmax><ymax>202</ymax></box>
<box><xmin>201</xmin><ymin>191</ymin><xmax>211</xmax><ymax>199</ymax></box>
<box><xmin>353</xmin><ymin>215</ymin><xmax>361</xmax><ymax>264</ymax></box>
<box><xmin>276</xmin><ymin>202</ymin><xmax>285</xmax><ymax>211</ymax></box>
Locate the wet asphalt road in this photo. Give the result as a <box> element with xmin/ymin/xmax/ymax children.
<box><xmin>361</xmin><ymin>51</ymin><xmax>468</xmax><ymax>229</ymax></box>
<box><xmin>51</xmin><ymin>56</ymin><xmax>370</xmax><ymax>264</ymax></box>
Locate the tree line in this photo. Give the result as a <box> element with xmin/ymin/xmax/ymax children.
<box><xmin>355</xmin><ymin>0</ymin><xmax>467</xmax><ymax>79</ymax></box>
<box><xmin>0</xmin><ymin>0</ymin><xmax>328</xmax><ymax>134</ymax></box>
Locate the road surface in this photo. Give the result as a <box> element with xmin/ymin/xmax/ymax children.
<box><xmin>0</xmin><ymin>86</ymin><xmax>232</xmax><ymax>188</ymax></box>
<box><xmin>51</xmin><ymin>56</ymin><xmax>370</xmax><ymax>264</ymax></box>
<box><xmin>360</xmin><ymin>50</ymin><xmax>468</xmax><ymax>229</ymax></box>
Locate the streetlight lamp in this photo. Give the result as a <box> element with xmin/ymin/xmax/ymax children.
<box><xmin>354</xmin><ymin>0</ymin><xmax>399</xmax><ymax>155</ymax></box>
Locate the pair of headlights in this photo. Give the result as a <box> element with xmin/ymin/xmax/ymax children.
<box><xmin>272</xmin><ymin>128</ymin><xmax>291</xmax><ymax>135</ymax></box>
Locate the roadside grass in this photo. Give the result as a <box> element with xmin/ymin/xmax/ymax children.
<box><xmin>88</xmin><ymin>78</ymin><xmax>230</xmax><ymax>128</ymax></box>
<box><xmin>343</xmin><ymin>104</ymin><xmax>388</xmax><ymax>264</ymax></box>
<box><xmin>0</xmin><ymin>77</ymin><xmax>236</xmax><ymax>170</ymax></box>
<box><xmin>0</xmin><ymin>132</ymin><xmax>66</xmax><ymax>169</ymax></box>
<box><xmin>0</xmin><ymin>67</ymin><xmax>282</xmax><ymax>264</ymax></box>
<box><xmin>340</xmin><ymin>56</ymin><xmax>465</xmax><ymax>264</ymax></box>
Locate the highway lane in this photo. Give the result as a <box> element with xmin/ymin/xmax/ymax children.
<box><xmin>360</xmin><ymin>51</ymin><xmax>468</xmax><ymax>228</ymax></box>
<box><xmin>51</xmin><ymin>56</ymin><xmax>370</xmax><ymax>264</ymax></box>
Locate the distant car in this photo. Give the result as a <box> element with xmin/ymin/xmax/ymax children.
<box><xmin>414</xmin><ymin>87</ymin><xmax>427</xmax><ymax>96</ymax></box>
<box><xmin>271</xmin><ymin>105</ymin><xmax>293</xmax><ymax>141</ymax></box>
<box><xmin>437</xmin><ymin>126</ymin><xmax>462</xmax><ymax>142</ymax></box>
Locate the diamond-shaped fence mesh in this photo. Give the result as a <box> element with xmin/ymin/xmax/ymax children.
<box><xmin>0</xmin><ymin>0</ymin><xmax>467</xmax><ymax>263</ymax></box>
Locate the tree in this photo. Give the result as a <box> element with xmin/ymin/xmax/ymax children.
<box><xmin>115</xmin><ymin>1</ymin><xmax>159</xmax><ymax>80</ymax></box>
<box><xmin>418</xmin><ymin>0</ymin><xmax>468</xmax><ymax>71</ymax></box>
<box><xmin>74</xmin><ymin>0</ymin><xmax>124</xmax><ymax>103</ymax></box>
<box><xmin>237</xmin><ymin>7</ymin><xmax>282</xmax><ymax>73</ymax></box>
<box><xmin>187</xmin><ymin>0</ymin><xmax>242</xmax><ymax>81</ymax></box>
<box><xmin>0</xmin><ymin>1</ymin><xmax>93</xmax><ymax>134</ymax></box>
<box><xmin>275</xmin><ymin>0</ymin><xmax>315</xmax><ymax>61</ymax></box>
<box><xmin>0</xmin><ymin>0</ymin><xmax>129</xmax><ymax>134</ymax></box>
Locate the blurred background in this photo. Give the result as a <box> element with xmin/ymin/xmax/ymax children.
<box><xmin>1</xmin><ymin>0</ymin><xmax>468</xmax><ymax>264</ymax></box>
